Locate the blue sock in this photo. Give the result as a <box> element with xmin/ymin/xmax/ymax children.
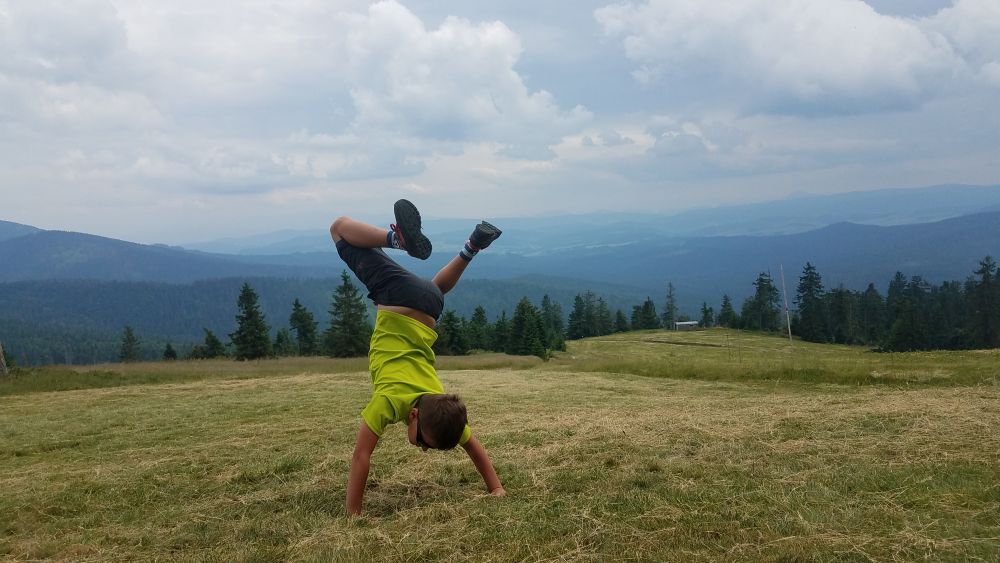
<box><xmin>387</xmin><ymin>229</ymin><xmax>404</xmax><ymax>250</ymax></box>
<box><xmin>459</xmin><ymin>241</ymin><xmax>478</xmax><ymax>261</ymax></box>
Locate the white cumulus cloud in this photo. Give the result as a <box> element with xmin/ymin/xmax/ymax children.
<box><xmin>595</xmin><ymin>0</ymin><xmax>977</xmax><ymax>114</ymax></box>
<box><xmin>343</xmin><ymin>1</ymin><xmax>591</xmax><ymax>157</ymax></box>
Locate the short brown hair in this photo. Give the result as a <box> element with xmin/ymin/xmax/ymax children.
<box><xmin>418</xmin><ymin>394</ymin><xmax>467</xmax><ymax>449</ymax></box>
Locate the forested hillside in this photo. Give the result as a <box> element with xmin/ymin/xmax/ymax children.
<box><xmin>0</xmin><ymin>275</ymin><xmax>649</xmax><ymax>365</ymax></box>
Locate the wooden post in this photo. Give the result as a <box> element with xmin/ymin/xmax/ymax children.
<box><xmin>0</xmin><ymin>342</ymin><xmax>8</xmax><ymax>376</ymax></box>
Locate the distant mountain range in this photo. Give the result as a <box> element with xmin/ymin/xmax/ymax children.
<box><xmin>182</xmin><ymin>184</ymin><xmax>1000</xmax><ymax>255</ymax></box>
<box><xmin>2</xmin><ymin>184</ymin><xmax>999</xmax><ymax>364</ymax></box>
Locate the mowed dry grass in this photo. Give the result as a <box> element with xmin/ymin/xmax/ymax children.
<box><xmin>1</xmin><ymin>332</ymin><xmax>999</xmax><ymax>561</ymax></box>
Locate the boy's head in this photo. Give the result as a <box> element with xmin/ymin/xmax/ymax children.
<box><xmin>408</xmin><ymin>394</ymin><xmax>467</xmax><ymax>451</ymax></box>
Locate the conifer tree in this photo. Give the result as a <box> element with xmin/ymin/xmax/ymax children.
<box><xmin>289</xmin><ymin>299</ymin><xmax>319</xmax><ymax>356</ymax></box>
<box><xmin>162</xmin><ymin>342</ymin><xmax>178</xmax><ymax>361</ymax></box>
<box><xmin>595</xmin><ymin>297</ymin><xmax>613</xmax><ymax>335</ymax></box>
<box><xmin>886</xmin><ymin>271</ymin><xmax>908</xmax><ymax>328</ymax></box>
<box><xmin>119</xmin><ymin>325</ymin><xmax>141</xmax><ymax>363</ymax></box>
<box><xmin>492</xmin><ymin>311</ymin><xmax>510</xmax><ymax>352</ymax></box>
<box><xmin>188</xmin><ymin>329</ymin><xmax>228</xmax><ymax>359</ymax></box>
<box><xmin>969</xmin><ymin>256</ymin><xmax>999</xmax><ymax>348</ymax></box>
<box><xmin>230</xmin><ymin>282</ymin><xmax>273</xmax><ymax>360</ymax></box>
<box><xmin>435</xmin><ymin>310</ymin><xmax>469</xmax><ymax>356</ymax></box>
<box><xmin>614</xmin><ymin>309</ymin><xmax>630</xmax><ymax>333</ymax></box>
<box><xmin>203</xmin><ymin>329</ymin><xmax>228</xmax><ymax>358</ymax></box>
<box><xmin>508</xmin><ymin>297</ymin><xmax>546</xmax><ymax>358</ymax></box>
<box><xmin>700</xmin><ymin>302</ymin><xmax>714</xmax><ymax>327</ymax></box>
<box><xmin>467</xmin><ymin>306</ymin><xmax>493</xmax><ymax>351</ymax></box>
<box><xmin>274</xmin><ymin>328</ymin><xmax>297</xmax><ymax>357</ymax></box>
<box><xmin>827</xmin><ymin>285</ymin><xmax>858</xmax><ymax>344</ymax></box>
<box><xmin>631</xmin><ymin>298</ymin><xmax>660</xmax><ymax>329</ymax></box>
<box><xmin>567</xmin><ymin>294</ymin><xmax>590</xmax><ymax>340</ymax></box>
<box><xmin>662</xmin><ymin>283</ymin><xmax>678</xmax><ymax>328</ymax></box>
<box><xmin>795</xmin><ymin>262</ymin><xmax>827</xmax><ymax>342</ymax></box>
<box><xmin>858</xmin><ymin>283</ymin><xmax>886</xmax><ymax>345</ymax></box>
<box><xmin>743</xmin><ymin>272</ymin><xmax>780</xmax><ymax>331</ymax></box>
<box><xmin>540</xmin><ymin>295</ymin><xmax>566</xmax><ymax>351</ymax></box>
<box><xmin>930</xmin><ymin>281</ymin><xmax>966</xmax><ymax>347</ymax></box>
<box><xmin>887</xmin><ymin>299</ymin><xmax>929</xmax><ymax>351</ymax></box>
<box><xmin>324</xmin><ymin>271</ymin><xmax>370</xmax><ymax>358</ymax></box>
<box><xmin>717</xmin><ymin>294</ymin><xmax>738</xmax><ymax>328</ymax></box>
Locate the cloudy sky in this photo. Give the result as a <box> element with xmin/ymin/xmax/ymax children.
<box><xmin>2</xmin><ymin>0</ymin><xmax>998</xmax><ymax>244</ymax></box>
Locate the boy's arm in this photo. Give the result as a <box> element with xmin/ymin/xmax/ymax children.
<box><xmin>461</xmin><ymin>434</ymin><xmax>505</xmax><ymax>496</ymax></box>
<box><xmin>346</xmin><ymin>420</ymin><xmax>380</xmax><ymax>516</ymax></box>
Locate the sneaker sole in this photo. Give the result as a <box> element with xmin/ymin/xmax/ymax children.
<box><xmin>393</xmin><ymin>199</ymin><xmax>432</xmax><ymax>259</ymax></box>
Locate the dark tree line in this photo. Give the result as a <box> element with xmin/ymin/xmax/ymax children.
<box><xmin>556</xmin><ymin>257</ymin><xmax>1000</xmax><ymax>354</ymax></box>
<box><xmin>434</xmin><ymin>296</ymin><xmax>567</xmax><ymax>359</ymax></box>
<box><xmin>14</xmin><ymin>256</ymin><xmax>1000</xmax><ymax>366</ymax></box>
<box><xmin>787</xmin><ymin>257</ymin><xmax>1000</xmax><ymax>351</ymax></box>
<box><xmin>126</xmin><ymin>273</ymin><xmax>373</xmax><ymax>363</ymax></box>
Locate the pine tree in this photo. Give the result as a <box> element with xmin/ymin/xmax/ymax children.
<box><xmin>717</xmin><ymin>294</ymin><xmax>738</xmax><ymax>328</ymax></box>
<box><xmin>492</xmin><ymin>311</ymin><xmax>510</xmax><ymax>352</ymax></box>
<box><xmin>540</xmin><ymin>295</ymin><xmax>566</xmax><ymax>351</ymax></box>
<box><xmin>930</xmin><ymin>280</ymin><xmax>966</xmax><ymax>348</ymax></box>
<box><xmin>230</xmin><ymin>283</ymin><xmax>273</xmax><ymax>360</ymax></box>
<box><xmin>289</xmin><ymin>299</ymin><xmax>319</xmax><ymax>356</ymax></box>
<box><xmin>969</xmin><ymin>256</ymin><xmax>999</xmax><ymax>348</ymax></box>
<box><xmin>204</xmin><ymin>329</ymin><xmax>228</xmax><ymax>358</ymax></box>
<box><xmin>699</xmin><ymin>302</ymin><xmax>714</xmax><ymax>327</ymax></box>
<box><xmin>274</xmin><ymin>328</ymin><xmax>297</xmax><ymax>357</ymax></box>
<box><xmin>827</xmin><ymin>285</ymin><xmax>858</xmax><ymax>344</ymax></box>
<box><xmin>632</xmin><ymin>298</ymin><xmax>660</xmax><ymax>329</ymax></box>
<box><xmin>567</xmin><ymin>294</ymin><xmax>589</xmax><ymax>340</ymax></box>
<box><xmin>435</xmin><ymin>310</ymin><xmax>469</xmax><ymax>356</ymax></box>
<box><xmin>858</xmin><ymin>283</ymin><xmax>886</xmax><ymax>345</ymax></box>
<box><xmin>642</xmin><ymin>297</ymin><xmax>661</xmax><ymax>329</ymax></box>
<box><xmin>162</xmin><ymin>342</ymin><xmax>178</xmax><ymax>361</ymax></box>
<box><xmin>595</xmin><ymin>297</ymin><xmax>613</xmax><ymax>335</ymax></box>
<box><xmin>508</xmin><ymin>297</ymin><xmax>546</xmax><ymax>358</ymax></box>
<box><xmin>324</xmin><ymin>271</ymin><xmax>371</xmax><ymax>358</ymax></box>
<box><xmin>662</xmin><ymin>283</ymin><xmax>678</xmax><ymax>328</ymax></box>
<box><xmin>188</xmin><ymin>328</ymin><xmax>227</xmax><ymax>359</ymax></box>
<box><xmin>467</xmin><ymin>306</ymin><xmax>493</xmax><ymax>351</ymax></box>
<box><xmin>744</xmin><ymin>272</ymin><xmax>780</xmax><ymax>332</ymax></box>
<box><xmin>795</xmin><ymin>262</ymin><xmax>827</xmax><ymax>342</ymax></box>
<box><xmin>886</xmin><ymin>271</ymin><xmax>908</xmax><ymax>328</ymax></box>
<box><xmin>614</xmin><ymin>309</ymin><xmax>630</xmax><ymax>333</ymax></box>
<box><xmin>119</xmin><ymin>325</ymin><xmax>141</xmax><ymax>363</ymax></box>
<box><xmin>887</xmin><ymin>299</ymin><xmax>929</xmax><ymax>351</ymax></box>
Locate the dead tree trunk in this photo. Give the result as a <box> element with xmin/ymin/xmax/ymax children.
<box><xmin>0</xmin><ymin>342</ymin><xmax>8</xmax><ymax>376</ymax></box>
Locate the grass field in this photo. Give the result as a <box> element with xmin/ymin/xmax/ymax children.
<box><xmin>2</xmin><ymin>329</ymin><xmax>998</xmax><ymax>561</ymax></box>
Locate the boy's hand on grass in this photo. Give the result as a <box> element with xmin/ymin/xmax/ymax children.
<box><xmin>489</xmin><ymin>487</ymin><xmax>506</xmax><ymax>497</ymax></box>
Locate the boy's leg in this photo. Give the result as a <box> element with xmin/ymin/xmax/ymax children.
<box><xmin>329</xmin><ymin>199</ymin><xmax>431</xmax><ymax>260</ymax></box>
<box><xmin>432</xmin><ymin>221</ymin><xmax>502</xmax><ymax>295</ymax></box>
<box><xmin>330</xmin><ymin>209</ymin><xmax>445</xmax><ymax>319</ymax></box>
<box><xmin>329</xmin><ymin>216</ymin><xmax>390</xmax><ymax>247</ymax></box>
<box><xmin>432</xmin><ymin>255</ymin><xmax>471</xmax><ymax>295</ymax></box>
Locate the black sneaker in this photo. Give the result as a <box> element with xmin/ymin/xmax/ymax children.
<box><xmin>393</xmin><ymin>199</ymin><xmax>432</xmax><ymax>259</ymax></box>
<box><xmin>469</xmin><ymin>221</ymin><xmax>502</xmax><ymax>250</ymax></box>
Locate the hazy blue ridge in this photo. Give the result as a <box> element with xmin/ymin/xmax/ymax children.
<box><xmin>0</xmin><ymin>220</ymin><xmax>42</xmax><ymax>242</ymax></box>
<box><xmin>0</xmin><ymin>230</ymin><xmax>341</xmax><ymax>283</ymax></box>
<box><xmin>181</xmin><ymin>184</ymin><xmax>1000</xmax><ymax>255</ymax></box>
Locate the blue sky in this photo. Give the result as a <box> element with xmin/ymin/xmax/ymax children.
<box><xmin>1</xmin><ymin>0</ymin><xmax>997</xmax><ymax>244</ymax></box>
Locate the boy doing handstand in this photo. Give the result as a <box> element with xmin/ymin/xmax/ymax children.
<box><xmin>330</xmin><ymin>199</ymin><xmax>505</xmax><ymax>516</ymax></box>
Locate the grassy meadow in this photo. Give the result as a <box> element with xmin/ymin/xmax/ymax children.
<box><xmin>1</xmin><ymin>329</ymin><xmax>998</xmax><ymax>561</ymax></box>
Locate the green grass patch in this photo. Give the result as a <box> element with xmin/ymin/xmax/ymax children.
<box><xmin>1</xmin><ymin>331</ymin><xmax>999</xmax><ymax>560</ymax></box>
